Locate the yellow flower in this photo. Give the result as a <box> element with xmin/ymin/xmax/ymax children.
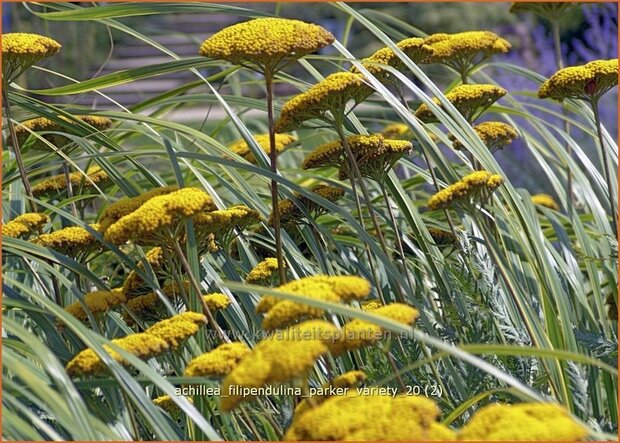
<box><xmin>184</xmin><ymin>342</ymin><xmax>251</xmax><ymax>378</ymax></box>
<box><xmin>203</xmin><ymin>292</ymin><xmax>231</xmax><ymax>311</ymax></box>
<box><xmin>98</xmin><ymin>186</ymin><xmax>184</xmax><ymax>233</ymax></box>
<box><xmin>361</xmin><ymin>300</ymin><xmax>383</xmax><ymax>311</ymax></box>
<box><xmin>228</xmin><ymin>133</ymin><xmax>296</xmax><ymax>164</ymax></box>
<box><xmin>538</xmin><ymin>59</ymin><xmax>618</xmax><ymax>101</ymax></box>
<box><xmin>61</xmin><ymin>288</ymin><xmax>126</xmax><ymax>325</ymax></box>
<box><xmin>415</xmin><ymin>84</ymin><xmax>507</xmax><ymax>123</ymax></box>
<box><xmin>199</xmin><ymin>18</ymin><xmax>334</xmax><ymax>72</ymax></box>
<box><xmin>423</xmin><ymin>31</ymin><xmax>511</xmax><ymax>74</ymax></box>
<box><xmin>284</xmin><ymin>392</ymin><xmax>454</xmax><ymax>441</ymax></box>
<box><xmin>451</xmin><ymin>121</ymin><xmax>518</xmax><ymax>152</ymax></box>
<box><xmin>14</xmin><ymin>116</ymin><xmax>113</xmax><ymax>151</ymax></box>
<box><xmin>351</xmin><ymin>37</ymin><xmax>434</xmax><ymax>78</ymax></box>
<box><xmin>32</xmin><ymin>166</ymin><xmax>109</xmax><ymax>197</ymax></box>
<box><xmin>269</xmin><ymin>184</ymin><xmax>345</xmax><ymax>226</ymax></box>
<box><xmin>192</xmin><ymin>205</ymin><xmax>261</xmax><ymax>246</ymax></box>
<box><xmin>294</xmin><ymin>369</ymin><xmax>368</xmax><ymax>416</ymax></box>
<box><xmin>427</xmin><ymin>170</ymin><xmax>504</xmax><ymax>210</ymax></box>
<box><xmin>3</xmin><ymin>212</ymin><xmax>49</xmax><ymax>239</ymax></box>
<box><xmin>459</xmin><ymin>402</ymin><xmax>588</xmax><ymax>440</ymax></box>
<box><xmin>382</xmin><ymin>123</ymin><xmax>413</xmax><ymax>140</ymax></box>
<box><xmin>104</xmin><ymin>188</ymin><xmax>214</xmax><ymax>245</ymax></box>
<box><xmin>32</xmin><ymin>224</ymin><xmax>101</xmax><ymax>258</ymax></box>
<box><xmin>531</xmin><ymin>193</ymin><xmax>560</xmax><ymax>211</ymax></box>
<box><xmin>2</xmin><ymin>33</ymin><xmax>61</xmax><ymax>83</ymax></box>
<box><xmin>66</xmin><ymin>332</ymin><xmax>169</xmax><ymax>377</ymax></box>
<box><xmin>275</xmin><ymin>72</ymin><xmax>373</xmax><ymax>133</ymax></box>
<box><xmin>122</xmin><ymin>247</ymin><xmax>166</xmax><ymax>299</ymax></box>
<box><xmin>152</xmin><ymin>395</ymin><xmax>192</xmax><ymax>418</ymax></box>
<box><xmin>302</xmin><ymin>134</ymin><xmax>412</xmax><ymax>181</ymax></box>
<box><xmin>246</xmin><ymin>257</ymin><xmax>280</xmax><ymax>284</ymax></box>
<box><xmin>145</xmin><ymin>312</ymin><xmax>207</xmax><ymax>349</ymax></box>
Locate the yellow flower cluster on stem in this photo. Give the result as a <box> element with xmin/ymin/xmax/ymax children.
<box><xmin>531</xmin><ymin>193</ymin><xmax>560</xmax><ymax>211</ymax></box>
<box><xmin>2</xmin><ymin>33</ymin><xmax>61</xmax><ymax>83</ymax></box>
<box><xmin>3</xmin><ymin>213</ymin><xmax>49</xmax><ymax>239</ymax></box>
<box><xmin>302</xmin><ymin>134</ymin><xmax>412</xmax><ymax>181</ymax></box>
<box><xmin>184</xmin><ymin>342</ymin><xmax>251</xmax><ymax>378</ymax></box>
<box><xmin>450</xmin><ymin>121</ymin><xmax>518</xmax><ymax>153</ymax></box>
<box><xmin>32</xmin><ymin>224</ymin><xmax>101</xmax><ymax>258</ymax></box>
<box><xmin>415</xmin><ymin>84</ymin><xmax>507</xmax><ymax>123</ymax></box>
<box><xmin>245</xmin><ymin>257</ymin><xmax>281</xmax><ymax>285</ymax></box>
<box><xmin>269</xmin><ymin>184</ymin><xmax>345</xmax><ymax>227</ymax></box>
<box><xmin>228</xmin><ymin>133</ymin><xmax>296</xmax><ymax>164</ymax></box>
<box><xmin>199</xmin><ymin>18</ymin><xmax>334</xmax><ymax>74</ymax></box>
<box><xmin>32</xmin><ymin>166</ymin><xmax>109</xmax><ymax>197</ymax></box>
<box><xmin>427</xmin><ymin>171</ymin><xmax>504</xmax><ymax>211</ymax></box>
<box><xmin>538</xmin><ymin>59</ymin><xmax>618</xmax><ymax>101</ymax></box>
<box><xmin>256</xmin><ymin>275</ymin><xmax>372</xmax><ymax>331</ymax></box>
<box><xmin>192</xmin><ymin>205</ymin><xmax>262</xmax><ymax>247</ymax></box>
<box><xmin>294</xmin><ymin>370</ymin><xmax>368</xmax><ymax>416</ymax></box>
<box><xmin>382</xmin><ymin>123</ymin><xmax>413</xmax><ymax>140</ymax></box>
<box><xmin>61</xmin><ymin>288</ymin><xmax>126</xmax><ymax>326</ymax></box>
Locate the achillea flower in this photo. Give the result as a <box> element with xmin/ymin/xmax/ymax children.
<box><xmin>13</xmin><ymin>116</ymin><xmax>113</xmax><ymax>151</ymax></box>
<box><xmin>538</xmin><ymin>59</ymin><xmax>618</xmax><ymax>101</ymax></box>
<box><xmin>192</xmin><ymin>205</ymin><xmax>262</xmax><ymax>247</ymax></box>
<box><xmin>184</xmin><ymin>342</ymin><xmax>251</xmax><ymax>378</ymax></box>
<box><xmin>60</xmin><ymin>288</ymin><xmax>126</xmax><ymax>325</ymax></box>
<box><xmin>269</xmin><ymin>184</ymin><xmax>345</xmax><ymax>226</ymax></box>
<box><xmin>246</xmin><ymin>257</ymin><xmax>280</xmax><ymax>284</ymax></box>
<box><xmin>422</xmin><ymin>31</ymin><xmax>511</xmax><ymax>75</ymax></box>
<box><xmin>361</xmin><ymin>300</ymin><xmax>383</xmax><ymax>311</ymax></box>
<box><xmin>32</xmin><ymin>166</ymin><xmax>109</xmax><ymax>197</ymax></box>
<box><xmin>451</xmin><ymin>121</ymin><xmax>518</xmax><ymax>152</ymax></box>
<box><xmin>302</xmin><ymin>134</ymin><xmax>412</xmax><ymax>181</ymax></box>
<box><xmin>351</xmin><ymin>37</ymin><xmax>434</xmax><ymax>79</ymax></box>
<box><xmin>294</xmin><ymin>369</ymin><xmax>368</xmax><ymax>416</ymax></box>
<box><xmin>228</xmin><ymin>133</ymin><xmax>296</xmax><ymax>164</ymax></box>
<box><xmin>2</xmin><ymin>33</ymin><xmax>61</xmax><ymax>83</ymax></box>
<box><xmin>32</xmin><ymin>224</ymin><xmax>101</xmax><ymax>257</ymax></box>
<box><xmin>122</xmin><ymin>247</ymin><xmax>166</xmax><ymax>299</ymax></box>
<box><xmin>275</xmin><ymin>72</ymin><xmax>373</xmax><ymax>133</ymax></box>
<box><xmin>382</xmin><ymin>123</ymin><xmax>413</xmax><ymax>140</ymax></box>
<box><xmin>415</xmin><ymin>84</ymin><xmax>507</xmax><ymax>123</ymax></box>
<box><xmin>220</xmin><ymin>320</ymin><xmax>336</xmax><ymax>410</ymax></box>
<box><xmin>427</xmin><ymin>171</ymin><xmax>504</xmax><ymax>210</ymax></box>
<box><xmin>531</xmin><ymin>193</ymin><xmax>560</xmax><ymax>211</ymax></box>
<box><xmin>3</xmin><ymin>212</ymin><xmax>49</xmax><ymax>239</ymax></box>
<box><xmin>98</xmin><ymin>186</ymin><xmax>181</xmax><ymax>233</ymax></box>
<box><xmin>203</xmin><ymin>293</ymin><xmax>231</xmax><ymax>311</ymax></box>
<box><xmin>153</xmin><ymin>395</ymin><xmax>192</xmax><ymax>418</ymax></box>
<box><xmin>104</xmin><ymin>188</ymin><xmax>214</xmax><ymax>245</ymax></box>
<box><xmin>199</xmin><ymin>18</ymin><xmax>334</xmax><ymax>73</ymax></box>
<box><xmin>332</xmin><ymin>370</ymin><xmax>367</xmax><ymax>388</ymax></box>
<box><xmin>66</xmin><ymin>332</ymin><xmax>169</xmax><ymax>377</ymax></box>
<box><xmin>145</xmin><ymin>312</ymin><xmax>207</xmax><ymax>348</ymax></box>
<box><xmin>459</xmin><ymin>402</ymin><xmax>588</xmax><ymax>440</ymax></box>
<box><xmin>284</xmin><ymin>392</ymin><xmax>454</xmax><ymax>441</ymax></box>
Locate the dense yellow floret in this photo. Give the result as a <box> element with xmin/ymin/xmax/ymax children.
<box><xmin>3</xmin><ymin>213</ymin><xmax>49</xmax><ymax>239</ymax></box>
<box><xmin>152</xmin><ymin>395</ymin><xmax>192</xmax><ymax>417</ymax></box>
<box><xmin>32</xmin><ymin>224</ymin><xmax>101</xmax><ymax>257</ymax></box>
<box><xmin>531</xmin><ymin>193</ymin><xmax>560</xmax><ymax>211</ymax></box>
<box><xmin>61</xmin><ymin>288</ymin><xmax>126</xmax><ymax>325</ymax></box>
<box><xmin>2</xmin><ymin>33</ymin><xmax>61</xmax><ymax>82</ymax></box>
<box><xmin>104</xmin><ymin>188</ymin><xmax>214</xmax><ymax>245</ymax></box>
<box><xmin>351</xmin><ymin>37</ymin><xmax>434</xmax><ymax>78</ymax></box>
<box><xmin>144</xmin><ymin>312</ymin><xmax>207</xmax><ymax>348</ymax></box>
<box><xmin>228</xmin><ymin>133</ymin><xmax>296</xmax><ymax>164</ymax></box>
<box><xmin>184</xmin><ymin>342</ymin><xmax>251</xmax><ymax>378</ymax></box>
<box><xmin>382</xmin><ymin>123</ymin><xmax>413</xmax><ymax>139</ymax></box>
<box><xmin>284</xmin><ymin>392</ymin><xmax>454</xmax><ymax>441</ymax></box>
<box><xmin>192</xmin><ymin>205</ymin><xmax>261</xmax><ymax>246</ymax></box>
<box><xmin>275</xmin><ymin>72</ymin><xmax>373</xmax><ymax>132</ymax></box>
<box><xmin>427</xmin><ymin>171</ymin><xmax>504</xmax><ymax>210</ymax></box>
<box><xmin>538</xmin><ymin>59</ymin><xmax>618</xmax><ymax>100</ymax></box>
<box><xmin>269</xmin><ymin>184</ymin><xmax>345</xmax><ymax>226</ymax></box>
<box><xmin>32</xmin><ymin>166</ymin><xmax>109</xmax><ymax>197</ymax></box>
<box><xmin>246</xmin><ymin>257</ymin><xmax>280</xmax><ymax>284</ymax></box>
<box><xmin>459</xmin><ymin>402</ymin><xmax>588</xmax><ymax>440</ymax></box>
<box><xmin>451</xmin><ymin>121</ymin><xmax>518</xmax><ymax>152</ymax></box>
<box><xmin>14</xmin><ymin>116</ymin><xmax>113</xmax><ymax>151</ymax></box>
<box><xmin>415</xmin><ymin>84</ymin><xmax>507</xmax><ymax>123</ymax></box>
<box><xmin>199</xmin><ymin>18</ymin><xmax>334</xmax><ymax>71</ymax></box>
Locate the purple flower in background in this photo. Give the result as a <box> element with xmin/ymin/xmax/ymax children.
<box><xmin>568</xmin><ymin>3</ymin><xmax>618</xmax><ymax>64</ymax></box>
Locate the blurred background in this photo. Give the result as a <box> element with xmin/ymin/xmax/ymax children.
<box><xmin>4</xmin><ymin>2</ymin><xmax>617</xmax><ymax>192</ymax></box>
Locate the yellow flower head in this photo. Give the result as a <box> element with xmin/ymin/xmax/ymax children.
<box><xmin>459</xmin><ymin>402</ymin><xmax>588</xmax><ymax>440</ymax></box>
<box><xmin>382</xmin><ymin>123</ymin><xmax>413</xmax><ymax>140</ymax></box>
<box><xmin>538</xmin><ymin>59</ymin><xmax>618</xmax><ymax>101</ymax></box>
<box><xmin>153</xmin><ymin>395</ymin><xmax>192</xmax><ymax>418</ymax></box>
<box><xmin>228</xmin><ymin>133</ymin><xmax>296</xmax><ymax>164</ymax></box>
<box><xmin>269</xmin><ymin>184</ymin><xmax>345</xmax><ymax>227</ymax></box>
<box><xmin>3</xmin><ymin>212</ymin><xmax>49</xmax><ymax>239</ymax></box>
<box><xmin>104</xmin><ymin>188</ymin><xmax>214</xmax><ymax>245</ymax></box>
<box><xmin>332</xmin><ymin>370</ymin><xmax>367</xmax><ymax>388</ymax></box>
<box><xmin>246</xmin><ymin>257</ymin><xmax>280</xmax><ymax>284</ymax></box>
<box><xmin>60</xmin><ymin>288</ymin><xmax>126</xmax><ymax>326</ymax></box>
<box><xmin>423</xmin><ymin>31</ymin><xmax>510</xmax><ymax>72</ymax></box>
<box><xmin>427</xmin><ymin>170</ymin><xmax>504</xmax><ymax>210</ymax></box>
<box><xmin>99</xmin><ymin>186</ymin><xmax>180</xmax><ymax>233</ymax></box>
<box><xmin>351</xmin><ymin>37</ymin><xmax>434</xmax><ymax>78</ymax></box>
<box><xmin>32</xmin><ymin>224</ymin><xmax>101</xmax><ymax>257</ymax></box>
<box><xmin>531</xmin><ymin>193</ymin><xmax>560</xmax><ymax>211</ymax></box>
<box><xmin>32</xmin><ymin>166</ymin><xmax>109</xmax><ymax>197</ymax></box>
<box><xmin>144</xmin><ymin>312</ymin><xmax>207</xmax><ymax>349</ymax></box>
<box><xmin>203</xmin><ymin>292</ymin><xmax>231</xmax><ymax>311</ymax></box>
<box><xmin>192</xmin><ymin>205</ymin><xmax>262</xmax><ymax>246</ymax></box>
<box><xmin>361</xmin><ymin>300</ymin><xmax>383</xmax><ymax>311</ymax></box>
<box><xmin>122</xmin><ymin>247</ymin><xmax>166</xmax><ymax>299</ymax></box>
<box><xmin>451</xmin><ymin>121</ymin><xmax>518</xmax><ymax>152</ymax></box>
<box><xmin>284</xmin><ymin>392</ymin><xmax>454</xmax><ymax>441</ymax></box>
<box><xmin>184</xmin><ymin>342</ymin><xmax>251</xmax><ymax>378</ymax></box>
<box><xmin>415</xmin><ymin>84</ymin><xmax>507</xmax><ymax>123</ymax></box>
<box><xmin>199</xmin><ymin>18</ymin><xmax>334</xmax><ymax>72</ymax></box>
<box><xmin>2</xmin><ymin>33</ymin><xmax>61</xmax><ymax>83</ymax></box>
<box><xmin>275</xmin><ymin>72</ymin><xmax>373</xmax><ymax>132</ymax></box>
<box><xmin>14</xmin><ymin>116</ymin><xmax>113</xmax><ymax>151</ymax></box>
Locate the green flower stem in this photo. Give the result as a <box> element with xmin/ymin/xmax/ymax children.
<box><xmin>591</xmin><ymin>100</ymin><xmax>617</xmax><ymax>234</ymax></box>
<box><xmin>265</xmin><ymin>72</ymin><xmax>287</xmax><ymax>285</ymax></box>
<box><xmin>3</xmin><ymin>87</ymin><xmax>37</xmax><ymax>212</ymax></box>
<box><xmin>62</xmin><ymin>162</ymin><xmax>79</xmax><ymax>219</ymax></box>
